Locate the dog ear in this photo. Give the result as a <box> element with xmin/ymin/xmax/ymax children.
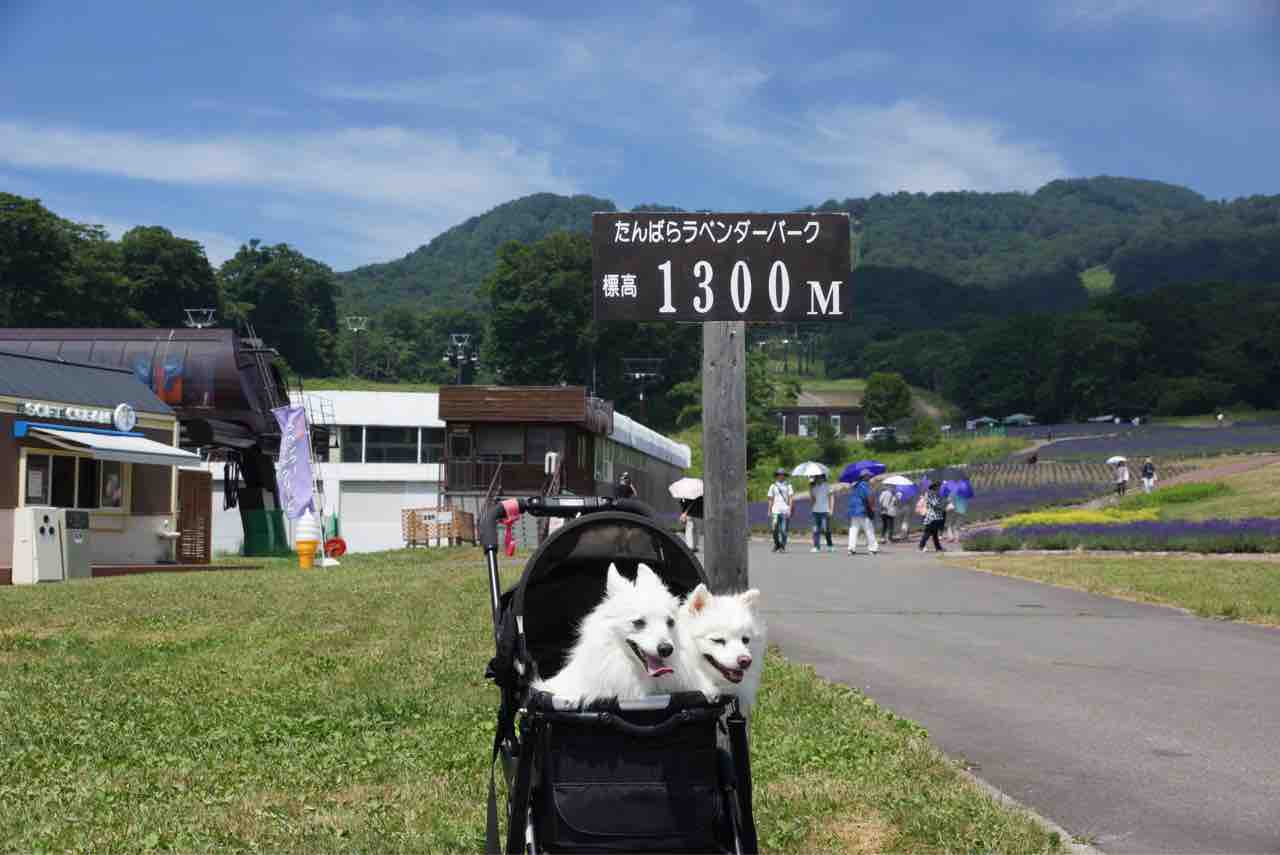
<box><xmin>635</xmin><ymin>563</ymin><xmax>659</xmax><ymax>586</ymax></box>
<box><xmin>739</xmin><ymin>589</ymin><xmax>761</xmax><ymax>610</ymax></box>
<box><xmin>686</xmin><ymin>583</ymin><xmax>711</xmax><ymax>615</ymax></box>
<box><xmin>606</xmin><ymin>563</ymin><xmax>628</xmax><ymax>596</ymax></box>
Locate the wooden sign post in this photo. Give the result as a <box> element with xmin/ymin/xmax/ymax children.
<box><xmin>593</xmin><ymin>212</ymin><xmax>850</xmax><ymax>591</ymax></box>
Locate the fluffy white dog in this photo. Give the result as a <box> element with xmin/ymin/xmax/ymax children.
<box><xmin>533</xmin><ymin>563</ymin><xmax>681</xmax><ymax>704</ymax></box>
<box><xmin>674</xmin><ymin>585</ymin><xmax>767</xmax><ymax>711</ymax></box>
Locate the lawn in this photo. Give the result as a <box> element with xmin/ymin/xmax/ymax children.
<box><xmin>952</xmin><ymin>554</ymin><xmax>1280</xmax><ymax>627</ymax></box>
<box><xmin>1149</xmin><ymin>462</ymin><xmax>1280</xmax><ymax>521</ymax></box>
<box><xmin>0</xmin><ymin>550</ymin><xmax>1059</xmax><ymax>853</ymax></box>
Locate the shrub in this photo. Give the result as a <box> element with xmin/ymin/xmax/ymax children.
<box><xmin>1000</xmin><ymin>508</ymin><xmax>1159</xmax><ymax>527</ymax></box>
<box><xmin>1117</xmin><ymin>481</ymin><xmax>1231</xmax><ymax>509</ymax></box>
<box><xmin>909</xmin><ymin>415</ymin><xmax>942</xmax><ymax>449</ymax></box>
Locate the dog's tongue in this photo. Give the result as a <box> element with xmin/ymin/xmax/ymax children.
<box><xmin>644</xmin><ymin>653</ymin><xmax>673</xmax><ymax>678</ymax></box>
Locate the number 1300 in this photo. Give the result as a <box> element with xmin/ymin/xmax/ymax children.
<box><xmin>656</xmin><ymin>260</ymin><xmax>843</xmax><ymax>316</ymax></box>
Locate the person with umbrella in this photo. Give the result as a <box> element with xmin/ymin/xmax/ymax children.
<box><xmin>809</xmin><ymin>473</ymin><xmax>834</xmax><ymax>552</ymax></box>
<box><xmin>1109</xmin><ymin>457</ymin><xmax>1130</xmax><ymax>497</ymax></box>
<box><xmin>943</xmin><ymin>479</ymin><xmax>973</xmax><ymax>542</ymax></box>
<box><xmin>670</xmin><ymin>477</ymin><xmax>704</xmax><ymax>553</ymax></box>
<box><xmin>918</xmin><ymin>480</ymin><xmax>947</xmax><ymax>552</ymax></box>
<box><xmin>845</xmin><ymin>469</ymin><xmax>879</xmax><ymax>555</ymax></box>
<box><xmin>877</xmin><ymin>480</ymin><xmax>901</xmax><ymax>543</ymax></box>
<box><xmin>768</xmin><ymin>467</ymin><xmax>796</xmax><ymax>553</ymax></box>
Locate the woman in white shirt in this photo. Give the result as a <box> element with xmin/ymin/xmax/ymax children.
<box><xmin>809</xmin><ymin>475</ymin><xmax>833</xmax><ymax>552</ymax></box>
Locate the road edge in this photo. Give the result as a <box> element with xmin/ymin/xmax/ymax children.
<box><xmin>953</xmin><ymin>763</ymin><xmax>1106</xmax><ymax>855</ymax></box>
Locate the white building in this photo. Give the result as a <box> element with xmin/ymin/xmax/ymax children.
<box><xmin>210</xmin><ymin>390</ymin><xmax>444</xmax><ymax>554</ymax></box>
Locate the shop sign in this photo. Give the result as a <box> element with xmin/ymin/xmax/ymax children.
<box><xmin>18</xmin><ymin>400</ymin><xmax>113</xmax><ymax>425</ymax></box>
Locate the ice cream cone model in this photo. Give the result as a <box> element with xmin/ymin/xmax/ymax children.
<box><xmin>294</xmin><ymin>511</ymin><xmax>322</xmax><ymax>570</ymax></box>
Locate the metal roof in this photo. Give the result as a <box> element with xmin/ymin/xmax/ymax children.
<box><xmin>0</xmin><ymin>350</ymin><xmax>174</xmax><ymax>415</ymax></box>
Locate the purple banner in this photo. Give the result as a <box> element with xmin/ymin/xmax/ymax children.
<box><xmin>272</xmin><ymin>406</ymin><xmax>315</xmax><ymax>520</ymax></box>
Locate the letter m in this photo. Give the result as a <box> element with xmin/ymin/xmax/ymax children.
<box><xmin>807</xmin><ymin>280</ymin><xmax>843</xmax><ymax>316</ymax></box>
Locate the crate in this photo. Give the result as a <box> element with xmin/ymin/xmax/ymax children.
<box><xmin>402</xmin><ymin>507</ymin><xmax>477</xmax><ymax>547</ymax></box>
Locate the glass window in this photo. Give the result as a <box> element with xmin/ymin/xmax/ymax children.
<box><xmin>25</xmin><ymin>454</ymin><xmax>51</xmax><ymax>505</ymax></box>
<box><xmin>449</xmin><ymin>431</ymin><xmax>473</xmax><ymax>460</ymax></box>
<box><xmin>477</xmin><ymin>426</ymin><xmax>523</xmax><ymax>463</ymax></box>
<box><xmin>526</xmin><ymin>427</ymin><xmax>565</xmax><ymax>465</ymax></box>
<box><xmin>340</xmin><ymin>427</ymin><xmax>364</xmax><ymax>463</ymax></box>
<box><xmin>100</xmin><ymin>461</ymin><xmax>125</xmax><ymax>509</ymax></box>
<box><xmin>78</xmin><ymin>458</ymin><xmax>100</xmax><ymax>509</ymax></box>
<box><xmin>51</xmin><ymin>456</ymin><xmax>76</xmax><ymax>507</ymax></box>
<box><xmin>798</xmin><ymin>415</ymin><xmax>818</xmax><ymax>437</ymax></box>
<box><xmin>421</xmin><ymin>428</ymin><xmax>445</xmax><ymax>463</ymax></box>
<box><xmin>830</xmin><ymin>415</ymin><xmax>843</xmax><ymax>436</ymax></box>
<box><xmin>365</xmin><ymin>427</ymin><xmax>418</xmax><ymax>463</ymax></box>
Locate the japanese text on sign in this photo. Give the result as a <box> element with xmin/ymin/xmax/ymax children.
<box><xmin>592</xmin><ymin>212</ymin><xmax>850</xmax><ymax>322</ymax></box>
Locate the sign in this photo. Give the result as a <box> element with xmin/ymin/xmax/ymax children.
<box><xmin>592</xmin><ymin>212</ymin><xmax>850</xmax><ymax>322</ymax></box>
<box><xmin>419</xmin><ymin>510</ymin><xmax>454</xmax><ymax>524</ymax></box>
<box><xmin>18</xmin><ymin>400</ymin><xmax>113</xmax><ymax>425</ymax></box>
<box><xmin>112</xmin><ymin>403</ymin><xmax>137</xmax><ymax>433</ymax></box>
<box><xmin>271</xmin><ymin>406</ymin><xmax>315</xmax><ymax>520</ymax></box>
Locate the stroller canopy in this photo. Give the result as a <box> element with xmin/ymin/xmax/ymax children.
<box><xmin>506</xmin><ymin>510</ymin><xmax>707</xmax><ymax>683</ymax></box>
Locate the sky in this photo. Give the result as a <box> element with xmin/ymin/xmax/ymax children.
<box><xmin>1</xmin><ymin>0</ymin><xmax>1277</xmax><ymax>271</ymax></box>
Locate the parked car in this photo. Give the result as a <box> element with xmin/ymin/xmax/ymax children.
<box><xmin>865</xmin><ymin>426</ymin><xmax>897</xmax><ymax>444</ymax></box>
<box><xmin>1003</xmin><ymin>413</ymin><xmax>1037</xmax><ymax>427</ymax></box>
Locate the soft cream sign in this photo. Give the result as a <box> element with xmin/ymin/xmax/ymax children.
<box><xmin>19</xmin><ymin>400</ymin><xmax>113</xmax><ymax>425</ymax></box>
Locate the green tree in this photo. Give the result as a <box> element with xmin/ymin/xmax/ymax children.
<box><xmin>908</xmin><ymin>415</ymin><xmax>942</xmax><ymax>448</ymax></box>
<box><xmin>0</xmin><ymin>193</ymin><xmax>77</xmax><ymax>325</ymax></box>
<box><xmin>862</xmin><ymin>372</ymin><xmax>913</xmax><ymax>425</ymax></box>
<box><xmin>120</xmin><ymin>226</ymin><xmax>221</xmax><ymax>327</ymax></box>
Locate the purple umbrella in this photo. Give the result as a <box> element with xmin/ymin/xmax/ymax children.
<box><xmin>840</xmin><ymin>460</ymin><xmax>886</xmax><ymax>483</ymax></box>
<box><xmin>941</xmin><ymin>479</ymin><xmax>975</xmax><ymax>499</ymax></box>
<box><xmin>895</xmin><ymin>484</ymin><xmax>919</xmax><ymax>503</ymax></box>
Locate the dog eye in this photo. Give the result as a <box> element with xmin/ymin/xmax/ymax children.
<box><xmin>632</xmin><ymin>619</ymin><xmax>646</xmax><ymax>630</ymax></box>
<box><xmin>711</xmin><ymin>638</ymin><xmax>726</xmax><ymax>645</ymax></box>
<box><xmin>666</xmin><ymin>617</ymin><xmax>675</xmax><ymax>628</ymax></box>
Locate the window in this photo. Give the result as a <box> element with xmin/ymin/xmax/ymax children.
<box><xmin>365</xmin><ymin>427</ymin><xmax>418</xmax><ymax>463</ymax></box>
<box><xmin>340</xmin><ymin>427</ymin><xmax>364</xmax><ymax>463</ymax></box>
<box><xmin>830</xmin><ymin>415</ymin><xmax>842</xmax><ymax>436</ymax></box>
<box><xmin>77</xmin><ymin>458</ymin><xmax>100</xmax><ymax>509</ymax></box>
<box><xmin>51</xmin><ymin>456</ymin><xmax>76</xmax><ymax>507</ymax></box>
<box><xmin>23</xmin><ymin>453</ymin><xmax>122</xmax><ymax>510</ymax></box>
<box><xmin>24</xmin><ymin>454</ymin><xmax>51</xmax><ymax>505</ymax></box>
<box><xmin>798</xmin><ymin>414</ymin><xmax>818</xmax><ymax>437</ymax></box>
<box><xmin>421</xmin><ymin>428</ymin><xmax>445</xmax><ymax>463</ymax></box>
<box><xmin>100</xmin><ymin>461</ymin><xmax>125</xmax><ymax>509</ymax></box>
<box><xmin>526</xmin><ymin>427</ymin><xmax>565</xmax><ymax>465</ymax></box>
<box><xmin>449</xmin><ymin>431</ymin><xmax>473</xmax><ymax>460</ymax></box>
<box><xmin>477</xmin><ymin>426</ymin><xmax>524</xmax><ymax>463</ymax></box>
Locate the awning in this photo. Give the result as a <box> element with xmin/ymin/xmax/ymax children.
<box><xmin>26</xmin><ymin>426</ymin><xmax>202</xmax><ymax>467</ymax></box>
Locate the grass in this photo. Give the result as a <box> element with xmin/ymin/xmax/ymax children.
<box><xmin>1152</xmin><ymin>464</ymin><xmax>1280</xmax><ymax>521</ymax></box>
<box><xmin>1079</xmin><ymin>265</ymin><xmax>1114</xmax><ymax>295</ymax></box>
<box><xmin>0</xmin><ymin>550</ymin><xmax>1059</xmax><ymax>853</ymax></box>
<box><xmin>1114</xmin><ymin>481</ymin><xmax>1232</xmax><ymax>511</ymax></box>
<box><xmin>300</xmin><ymin>375</ymin><xmax>440</xmax><ymax>392</ymax></box>
<box><xmin>1152</xmin><ymin>408</ymin><xmax>1280</xmax><ymax>427</ymax></box>
<box><xmin>952</xmin><ymin>554</ymin><xmax>1280</xmax><ymax>627</ymax></box>
<box><xmin>999</xmin><ymin>508</ymin><xmax>1160</xmax><ymax>527</ymax></box>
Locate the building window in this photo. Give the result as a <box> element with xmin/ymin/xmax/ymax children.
<box><xmin>526</xmin><ymin>427</ymin><xmax>565</xmax><ymax>465</ymax></box>
<box><xmin>830</xmin><ymin>414</ymin><xmax>842</xmax><ymax>436</ymax></box>
<box><xmin>365</xmin><ymin>427</ymin><xmax>418</xmax><ymax>463</ymax></box>
<box><xmin>23</xmin><ymin>453</ymin><xmax>124</xmax><ymax>510</ymax></box>
<box><xmin>24</xmin><ymin>454</ymin><xmax>51</xmax><ymax>505</ymax></box>
<box><xmin>798</xmin><ymin>414</ymin><xmax>818</xmax><ymax>437</ymax></box>
<box><xmin>77</xmin><ymin>458</ymin><xmax>101</xmax><ymax>509</ymax></box>
<box><xmin>476</xmin><ymin>426</ymin><xmax>524</xmax><ymax>463</ymax></box>
<box><xmin>421</xmin><ymin>428</ymin><xmax>445</xmax><ymax>463</ymax></box>
<box><xmin>100</xmin><ymin>461</ymin><xmax>125</xmax><ymax>508</ymax></box>
<box><xmin>340</xmin><ymin>427</ymin><xmax>364</xmax><ymax>463</ymax></box>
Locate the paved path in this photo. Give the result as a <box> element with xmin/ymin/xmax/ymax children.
<box><xmin>751</xmin><ymin>541</ymin><xmax>1280</xmax><ymax>853</ymax></box>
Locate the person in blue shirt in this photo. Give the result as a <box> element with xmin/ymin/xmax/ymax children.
<box><xmin>846</xmin><ymin>471</ymin><xmax>879</xmax><ymax>555</ymax></box>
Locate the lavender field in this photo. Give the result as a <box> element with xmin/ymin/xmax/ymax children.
<box><xmin>965</xmin><ymin>518</ymin><xmax>1280</xmax><ymax>553</ymax></box>
<box><xmin>1032</xmin><ymin>424</ymin><xmax>1280</xmax><ymax>462</ymax></box>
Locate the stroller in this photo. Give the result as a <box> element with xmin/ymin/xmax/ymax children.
<box><xmin>480</xmin><ymin>496</ymin><xmax>759</xmax><ymax>854</ymax></box>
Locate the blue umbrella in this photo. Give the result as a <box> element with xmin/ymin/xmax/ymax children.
<box><xmin>839</xmin><ymin>460</ymin><xmax>886</xmax><ymax>483</ymax></box>
<box><xmin>895</xmin><ymin>484</ymin><xmax>919</xmax><ymax>503</ymax></box>
<box><xmin>941</xmin><ymin>479</ymin><xmax>975</xmax><ymax>499</ymax></box>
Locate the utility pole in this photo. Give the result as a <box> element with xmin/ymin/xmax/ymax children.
<box><xmin>702</xmin><ymin>322</ymin><xmax>748</xmax><ymax>591</ymax></box>
<box><xmin>344</xmin><ymin>316</ymin><xmax>368</xmax><ymax>378</ymax></box>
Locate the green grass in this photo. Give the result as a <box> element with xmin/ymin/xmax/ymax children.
<box><xmin>0</xmin><ymin>550</ymin><xmax>1059</xmax><ymax>853</ymax></box>
<box><xmin>1152</xmin><ymin>408</ymin><xmax>1280</xmax><ymax>427</ymax></box>
<box><xmin>1079</xmin><ymin>265</ymin><xmax>1114</xmax><ymax>295</ymax></box>
<box><xmin>300</xmin><ymin>376</ymin><xmax>440</xmax><ymax>392</ymax></box>
<box><xmin>954</xmin><ymin>554</ymin><xmax>1280</xmax><ymax>627</ymax></box>
<box><xmin>1115</xmin><ymin>481</ymin><xmax>1232</xmax><ymax>511</ymax></box>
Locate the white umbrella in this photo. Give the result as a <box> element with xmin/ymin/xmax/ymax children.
<box><xmin>883</xmin><ymin>475</ymin><xmax>914</xmax><ymax>487</ymax></box>
<box><xmin>668</xmin><ymin>477</ymin><xmax>704</xmax><ymax>500</ymax></box>
<box><xmin>1106</xmin><ymin>456</ymin><xmax>1127</xmax><ymax>465</ymax></box>
<box><xmin>791</xmin><ymin>461</ymin><xmax>829</xmax><ymax>478</ymax></box>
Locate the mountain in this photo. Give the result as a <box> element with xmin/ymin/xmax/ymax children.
<box><xmin>339</xmin><ymin>193</ymin><xmax>614</xmax><ymax>312</ymax></box>
<box><xmin>338</xmin><ymin>178</ymin><xmax>1280</xmax><ymax>313</ymax></box>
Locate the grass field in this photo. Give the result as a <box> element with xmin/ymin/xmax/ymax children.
<box><xmin>0</xmin><ymin>551</ymin><xmax>1059</xmax><ymax>853</ymax></box>
<box><xmin>953</xmin><ymin>554</ymin><xmax>1280</xmax><ymax>627</ymax></box>
<box><xmin>1148</xmin><ymin>462</ymin><xmax>1280</xmax><ymax>521</ymax></box>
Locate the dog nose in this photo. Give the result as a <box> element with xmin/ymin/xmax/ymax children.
<box><xmin>737</xmin><ymin>655</ymin><xmax>753</xmax><ymax>669</ymax></box>
<box><xmin>658</xmin><ymin>642</ymin><xmax>674</xmax><ymax>658</ymax></box>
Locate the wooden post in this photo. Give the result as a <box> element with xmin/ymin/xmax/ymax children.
<box><xmin>702</xmin><ymin>321</ymin><xmax>748</xmax><ymax>592</ymax></box>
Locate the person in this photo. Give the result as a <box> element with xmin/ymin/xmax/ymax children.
<box><xmin>767</xmin><ymin>468</ymin><xmax>795</xmax><ymax>553</ymax></box>
<box><xmin>945</xmin><ymin>488</ymin><xmax>969</xmax><ymax>542</ymax></box>
<box><xmin>679</xmin><ymin>495</ymin><xmax>704</xmax><ymax>552</ymax></box>
<box><xmin>877</xmin><ymin>483</ymin><xmax>898</xmax><ymax>543</ymax></box>
<box><xmin>1141</xmin><ymin>457</ymin><xmax>1157</xmax><ymax>494</ymax></box>
<box><xmin>846</xmin><ymin>471</ymin><xmax>879</xmax><ymax>555</ymax></box>
<box><xmin>1114</xmin><ymin>461</ymin><xmax>1130</xmax><ymax>497</ymax></box>
<box><xmin>897</xmin><ymin>491</ymin><xmax>912</xmax><ymax>541</ymax></box>
<box><xmin>616</xmin><ymin>471</ymin><xmax>637</xmax><ymax>501</ymax></box>
<box><xmin>918</xmin><ymin>481</ymin><xmax>946</xmax><ymax>552</ymax></box>
<box><xmin>809</xmin><ymin>474</ymin><xmax>833</xmax><ymax>552</ymax></box>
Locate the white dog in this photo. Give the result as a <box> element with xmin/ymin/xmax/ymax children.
<box><xmin>674</xmin><ymin>585</ymin><xmax>767</xmax><ymax>711</ymax></box>
<box><xmin>533</xmin><ymin>563</ymin><xmax>681</xmax><ymax>704</ymax></box>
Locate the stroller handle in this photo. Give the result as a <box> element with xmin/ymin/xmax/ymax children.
<box><xmin>479</xmin><ymin>496</ymin><xmax>656</xmax><ymax>550</ymax></box>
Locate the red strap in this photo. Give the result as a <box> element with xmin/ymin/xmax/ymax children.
<box><xmin>500</xmin><ymin>499</ymin><xmax>522</xmax><ymax>557</ymax></box>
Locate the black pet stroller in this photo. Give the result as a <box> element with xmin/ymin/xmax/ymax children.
<box><xmin>480</xmin><ymin>496</ymin><xmax>759</xmax><ymax>854</ymax></box>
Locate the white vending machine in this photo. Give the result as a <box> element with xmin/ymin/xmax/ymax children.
<box><xmin>12</xmin><ymin>508</ymin><xmax>93</xmax><ymax>584</ymax></box>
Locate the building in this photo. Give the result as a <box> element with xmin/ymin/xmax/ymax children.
<box><xmin>209</xmin><ymin>390</ymin><xmax>444</xmax><ymax>554</ymax></box>
<box><xmin>778</xmin><ymin>391</ymin><xmax>866</xmax><ymax>438</ymax></box>
<box><xmin>439</xmin><ymin>386</ymin><xmax>690</xmax><ymax>520</ymax></box>
<box><xmin>0</xmin><ymin>350</ymin><xmax>205</xmax><ymax>584</ymax></box>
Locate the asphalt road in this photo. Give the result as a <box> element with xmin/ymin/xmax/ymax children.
<box><xmin>750</xmin><ymin>540</ymin><xmax>1280</xmax><ymax>854</ymax></box>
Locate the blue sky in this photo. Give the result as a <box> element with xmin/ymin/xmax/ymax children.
<box><xmin>2</xmin><ymin>1</ymin><xmax>1276</xmax><ymax>271</ymax></box>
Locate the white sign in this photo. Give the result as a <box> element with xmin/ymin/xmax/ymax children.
<box><xmin>19</xmin><ymin>400</ymin><xmax>113</xmax><ymax>425</ymax></box>
<box><xmin>419</xmin><ymin>511</ymin><xmax>454</xmax><ymax>524</ymax></box>
<box><xmin>112</xmin><ymin>403</ymin><xmax>138</xmax><ymax>433</ymax></box>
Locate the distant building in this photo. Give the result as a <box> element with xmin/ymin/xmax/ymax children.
<box><xmin>777</xmin><ymin>391</ymin><xmax>866</xmax><ymax>438</ymax></box>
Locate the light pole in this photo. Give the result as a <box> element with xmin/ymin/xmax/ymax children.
<box><xmin>443</xmin><ymin>333</ymin><xmax>478</xmax><ymax>385</ymax></box>
<box><xmin>345</xmin><ymin>316</ymin><xmax>368</xmax><ymax>378</ymax></box>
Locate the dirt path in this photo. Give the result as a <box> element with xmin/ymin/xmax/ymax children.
<box><xmin>1160</xmin><ymin>453</ymin><xmax>1280</xmax><ymax>485</ymax></box>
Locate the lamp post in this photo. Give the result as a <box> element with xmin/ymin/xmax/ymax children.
<box><xmin>443</xmin><ymin>333</ymin><xmax>478</xmax><ymax>385</ymax></box>
<box><xmin>344</xmin><ymin>316</ymin><xmax>368</xmax><ymax>378</ymax></box>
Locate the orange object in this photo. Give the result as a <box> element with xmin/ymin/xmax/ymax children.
<box><xmin>324</xmin><ymin>537</ymin><xmax>347</xmax><ymax>558</ymax></box>
<box><xmin>296</xmin><ymin>540</ymin><xmax>318</xmax><ymax>570</ymax></box>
